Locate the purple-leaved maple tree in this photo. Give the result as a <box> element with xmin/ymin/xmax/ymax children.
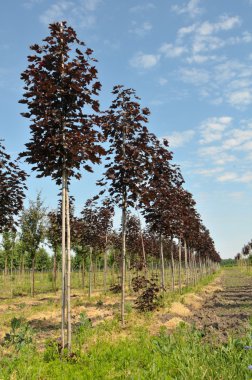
<box><xmin>19</xmin><ymin>21</ymin><xmax>104</xmax><ymax>350</ymax></box>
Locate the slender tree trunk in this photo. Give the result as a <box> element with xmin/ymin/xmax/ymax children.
<box><xmin>89</xmin><ymin>247</ymin><xmax>93</xmax><ymax>300</ymax></box>
<box><xmin>178</xmin><ymin>237</ymin><xmax>182</xmax><ymax>293</ymax></box>
<box><xmin>160</xmin><ymin>233</ymin><xmax>165</xmax><ymax>290</ymax></box>
<box><xmin>93</xmin><ymin>258</ymin><xmax>96</xmax><ymax>289</ymax></box>
<box><xmin>22</xmin><ymin>256</ymin><xmax>24</xmax><ymax>275</ymax></box>
<box><xmin>188</xmin><ymin>246</ymin><xmax>192</xmax><ymax>285</ymax></box>
<box><xmin>4</xmin><ymin>257</ymin><xmax>7</xmax><ymax>277</ymax></box>
<box><xmin>60</xmin><ymin>22</ymin><xmax>67</xmax><ymax>351</ymax></box>
<box><xmin>10</xmin><ymin>256</ymin><xmax>13</xmax><ymax>278</ymax></box>
<box><xmin>104</xmin><ymin>235</ymin><xmax>108</xmax><ymax>293</ymax></box>
<box><xmin>112</xmin><ymin>261</ymin><xmax>115</xmax><ymax>283</ymax></box>
<box><xmin>82</xmin><ymin>258</ymin><xmax>85</xmax><ymax>290</ymax></box>
<box><xmin>184</xmin><ymin>240</ymin><xmax>188</xmax><ymax>286</ymax></box>
<box><xmin>128</xmin><ymin>257</ymin><xmax>132</xmax><ymax>291</ymax></box>
<box><xmin>53</xmin><ymin>249</ymin><xmax>57</xmax><ymax>292</ymax></box>
<box><xmin>199</xmin><ymin>258</ymin><xmax>202</xmax><ymax>279</ymax></box>
<box><xmin>66</xmin><ymin>190</ymin><xmax>71</xmax><ymax>351</ymax></box>
<box><xmin>192</xmin><ymin>252</ymin><xmax>196</xmax><ymax>285</ymax></box>
<box><xmin>61</xmin><ymin>170</ymin><xmax>66</xmax><ymax>349</ymax></box>
<box><xmin>136</xmin><ymin>207</ymin><xmax>147</xmax><ymax>276</ymax></box>
<box><xmin>171</xmin><ymin>240</ymin><xmax>175</xmax><ymax>291</ymax></box>
<box><xmin>31</xmin><ymin>256</ymin><xmax>35</xmax><ymax>297</ymax></box>
<box><xmin>121</xmin><ymin>190</ymin><xmax>127</xmax><ymax>326</ymax></box>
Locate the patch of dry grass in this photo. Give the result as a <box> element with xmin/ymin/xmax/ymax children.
<box><xmin>170</xmin><ymin>302</ymin><xmax>192</xmax><ymax>317</ymax></box>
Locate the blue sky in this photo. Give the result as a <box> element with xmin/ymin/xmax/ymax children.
<box><xmin>1</xmin><ymin>0</ymin><xmax>252</xmax><ymax>259</ymax></box>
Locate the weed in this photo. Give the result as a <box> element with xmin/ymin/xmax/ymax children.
<box><xmin>79</xmin><ymin>312</ymin><xmax>92</xmax><ymax>329</ymax></box>
<box><xmin>73</xmin><ymin>298</ymin><xmax>83</xmax><ymax>307</ymax></box>
<box><xmin>17</xmin><ymin>303</ymin><xmax>26</xmax><ymax>309</ymax></box>
<box><xmin>109</xmin><ymin>283</ymin><xmax>121</xmax><ymax>293</ymax></box>
<box><xmin>135</xmin><ymin>277</ymin><xmax>160</xmax><ymax>312</ymax></box>
<box><xmin>43</xmin><ymin>339</ymin><xmax>61</xmax><ymax>362</ymax></box>
<box><xmin>125</xmin><ymin>302</ymin><xmax>132</xmax><ymax>314</ymax></box>
<box><xmin>3</xmin><ymin>317</ymin><xmax>33</xmax><ymax>351</ymax></box>
<box><xmin>96</xmin><ymin>299</ymin><xmax>104</xmax><ymax>308</ymax></box>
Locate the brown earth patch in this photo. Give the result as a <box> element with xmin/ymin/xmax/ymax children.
<box><xmin>183</xmin><ymin>268</ymin><xmax>252</xmax><ymax>343</ymax></box>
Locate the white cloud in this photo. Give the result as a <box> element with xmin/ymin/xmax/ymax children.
<box><xmin>129</xmin><ymin>52</ymin><xmax>160</xmax><ymax>69</ymax></box>
<box><xmin>239</xmin><ymin>141</ymin><xmax>252</xmax><ymax>151</ymax></box>
<box><xmin>195</xmin><ymin>167</ymin><xmax>224</xmax><ymax>176</ymax></box>
<box><xmin>234</xmin><ymin>173</ymin><xmax>250</xmax><ymax>182</ymax></box>
<box><xmin>227</xmin><ymin>90</ymin><xmax>252</xmax><ymax>107</ymax></box>
<box><xmin>40</xmin><ymin>1</ymin><xmax>70</xmax><ymax>24</ymax></box>
<box><xmin>189</xmin><ymin>17</ymin><xmax>242</xmax><ymax>55</ymax></box>
<box><xmin>23</xmin><ymin>0</ymin><xmax>43</xmax><ymax>9</ymax></box>
<box><xmin>199</xmin><ymin>116</ymin><xmax>232</xmax><ymax>144</ymax></box>
<box><xmin>229</xmin><ymin>31</ymin><xmax>252</xmax><ymax>44</ymax></box>
<box><xmin>177</xmin><ymin>24</ymin><xmax>197</xmax><ymax>39</ymax></box>
<box><xmin>39</xmin><ymin>0</ymin><xmax>101</xmax><ymax>27</ymax></box>
<box><xmin>104</xmin><ymin>39</ymin><xmax>120</xmax><ymax>50</ymax></box>
<box><xmin>82</xmin><ymin>0</ymin><xmax>101</xmax><ymax>11</ymax></box>
<box><xmin>179</xmin><ymin>67</ymin><xmax>210</xmax><ymax>85</ymax></box>
<box><xmin>214</xmin><ymin>153</ymin><xmax>236</xmax><ymax>165</ymax></box>
<box><xmin>242</xmin><ymin>31</ymin><xmax>252</xmax><ymax>42</ymax></box>
<box><xmin>223</xmin><ymin>128</ymin><xmax>252</xmax><ymax>150</ymax></box>
<box><xmin>193</xmin><ymin>117</ymin><xmax>252</xmax><ymax>184</ymax></box>
<box><xmin>129</xmin><ymin>3</ymin><xmax>155</xmax><ymax>12</ymax></box>
<box><xmin>177</xmin><ymin>58</ymin><xmax>252</xmax><ymax>109</ymax></box>
<box><xmin>163</xmin><ymin>130</ymin><xmax>195</xmax><ymax>148</ymax></box>
<box><xmin>159</xmin><ymin>43</ymin><xmax>187</xmax><ymax>58</ymax></box>
<box><xmin>198</xmin><ymin>145</ymin><xmax>236</xmax><ymax>165</ymax></box>
<box><xmin>194</xmin><ymin>16</ymin><xmax>241</xmax><ymax>37</ymax></box>
<box><xmin>176</xmin><ymin>16</ymin><xmax>244</xmax><ymax>62</ymax></box>
<box><xmin>187</xmin><ymin>54</ymin><xmax>219</xmax><ymax>64</ymax></box>
<box><xmin>130</xmin><ymin>21</ymin><xmax>152</xmax><ymax>37</ymax></box>
<box><xmin>217</xmin><ymin>172</ymin><xmax>238</xmax><ymax>182</ymax></box>
<box><xmin>171</xmin><ymin>0</ymin><xmax>203</xmax><ymax>18</ymax></box>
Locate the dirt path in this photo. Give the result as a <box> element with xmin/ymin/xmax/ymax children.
<box><xmin>184</xmin><ymin>268</ymin><xmax>252</xmax><ymax>342</ymax></box>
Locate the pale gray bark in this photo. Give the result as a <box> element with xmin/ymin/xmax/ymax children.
<box><xmin>184</xmin><ymin>240</ymin><xmax>189</xmax><ymax>286</ymax></box>
<box><xmin>178</xmin><ymin>237</ymin><xmax>182</xmax><ymax>293</ymax></box>
<box><xmin>88</xmin><ymin>246</ymin><xmax>93</xmax><ymax>300</ymax></box>
<box><xmin>121</xmin><ymin>192</ymin><xmax>127</xmax><ymax>326</ymax></box>
<box><xmin>66</xmin><ymin>190</ymin><xmax>71</xmax><ymax>351</ymax></box>
<box><xmin>160</xmin><ymin>233</ymin><xmax>165</xmax><ymax>290</ymax></box>
<box><xmin>171</xmin><ymin>240</ymin><xmax>175</xmax><ymax>291</ymax></box>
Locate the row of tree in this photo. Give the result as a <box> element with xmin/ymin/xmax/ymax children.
<box><xmin>235</xmin><ymin>240</ymin><xmax>252</xmax><ymax>264</ymax></box>
<box><xmin>0</xmin><ymin>21</ymin><xmax>220</xmax><ymax>352</ymax></box>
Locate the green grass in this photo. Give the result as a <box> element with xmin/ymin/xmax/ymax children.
<box><xmin>0</xmin><ymin>265</ymin><xmax>216</xmax><ymax>299</ymax></box>
<box><xmin>0</xmin><ymin>322</ymin><xmax>252</xmax><ymax>380</ymax></box>
<box><xmin>1</xmin><ymin>268</ymin><xmax>252</xmax><ymax>379</ymax></box>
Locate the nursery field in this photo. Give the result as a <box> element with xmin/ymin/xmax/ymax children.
<box><xmin>0</xmin><ymin>266</ymin><xmax>252</xmax><ymax>379</ymax></box>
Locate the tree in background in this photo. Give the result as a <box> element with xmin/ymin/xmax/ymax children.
<box><xmin>97</xmin><ymin>85</ymin><xmax>165</xmax><ymax>325</ymax></box>
<box><xmin>0</xmin><ymin>140</ymin><xmax>26</xmax><ymax>232</ymax></box>
<box><xmin>94</xmin><ymin>200</ymin><xmax>114</xmax><ymax>293</ymax></box>
<box><xmin>20</xmin><ymin>193</ymin><xmax>47</xmax><ymax>297</ymax></box>
<box><xmin>142</xmin><ymin>144</ymin><xmax>183</xmax><ymax>290</ymax></box>
<box><xmin>19</xmin><ymin>21</ymin><xmax>104</xmax><ymax>350</ymax></box>
<box><xmin>47</xmin><ymin>209</ymin><xmax>61</xmax><ymax>291</ymax></box>
<box><xmin>2</xmin><ymin>230</ymin><xmax>16</xmax><ymax>277</ymax></box>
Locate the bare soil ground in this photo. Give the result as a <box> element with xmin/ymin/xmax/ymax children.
<box><xmin>159</xmin><ymin>267</ymin><xmax>252</xmax><ymax>342</ymax></box>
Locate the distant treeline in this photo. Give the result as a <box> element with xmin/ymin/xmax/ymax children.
<box><xmin>220</xmin><ymin>258</ymin><xmax>236</xmax><ymax>267</ymax></box>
